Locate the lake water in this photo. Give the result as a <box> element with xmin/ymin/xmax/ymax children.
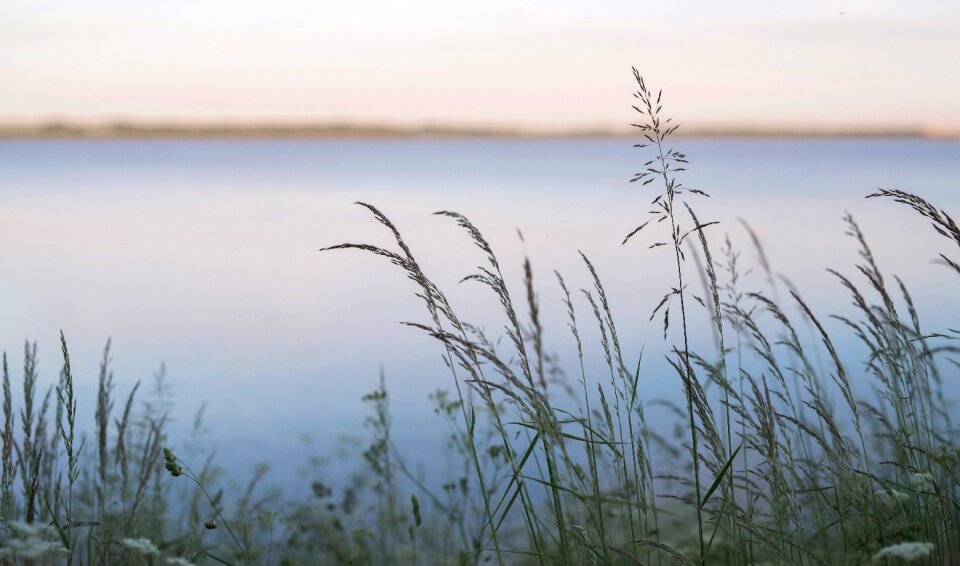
<box><xmin>1</xmin><ymin>138</ymin><xmax>958</xmax><ymax>489</ymax></box>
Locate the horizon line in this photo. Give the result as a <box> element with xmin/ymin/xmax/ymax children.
<box><xmin>1</xmin><ymin>120</ymin><xmax>958</xmax><ymax>141</ymax></box>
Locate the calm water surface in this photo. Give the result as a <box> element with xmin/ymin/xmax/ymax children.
<box><xmin>0</xmin><ymin>138</ymin><xmax>957</xmax><ymax>487</ymax></box>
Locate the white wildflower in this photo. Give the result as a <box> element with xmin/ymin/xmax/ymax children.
<box><xmin>0</xmin><ymin>538</ymin><xmax>68</xmax><ymax>560</ymax></box>
<box><xmin>910</xmin><ymin>472</ymin><xmax>935</xmax><ymax>492</ymax></box>
<box><xmin>6</xmin><ymin>520</ymin><xmax>41</xmax><ymax>538</ymax></box>
<box><xmin>166</xmin><ymin>558</ymin><xmax>197</xmax><ymax>566</ymax></box>
<box><xmin>6</xmin><ymin>520</ymin><xmax>58</xmax><ymax>539</ymax></box>
<box><xmin>876</xmin><ymin>488</ymin><xmax>909</xmax><ymax>506</ymax></box>
<box><xmin>0</xmin><ymin>520</ymin><xmax>68</xmax><ymax>560</ymax></box>
<box><xmin>120</xmin><ymin>537</ymin><xmax>161</xmax><ymax>556</ymax></box>
<box><xmin>873</xmin><ymin>541</ymin><xmax>934</xmax><ymax>562</ymax></box>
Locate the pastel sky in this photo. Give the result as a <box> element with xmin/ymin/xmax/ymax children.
<box><xmin>2</xmin><ymin>0</ymin><xmax>958</xmax><ymax>130</ymax></box>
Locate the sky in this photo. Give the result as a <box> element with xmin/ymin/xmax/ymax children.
<box><xmin>2</xmin><ymin>0</ymin><xmax>959</xmax><ymax>131</ymax></box>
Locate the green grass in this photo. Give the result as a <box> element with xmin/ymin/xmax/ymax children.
<box><xmin>0</xmin><ymin>71</ymin><xmax>957</xmax><ymax>565</ymax></box>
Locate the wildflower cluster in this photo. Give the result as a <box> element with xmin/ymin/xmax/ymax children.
<box><xmin>910</xmin><ymin>472</ymin><xmax>935</xmax><ymax>493</ymax></box>
<box><xmin>121</xmin><ymin>537</ymin><xmax>198</xmax><ymax>566</ymax></box>
<box><xmin>872</xmin><ymin>541</ymin><xmax>935</xmax><ymax>562</ymax></box>
<box><xmin>876</xmin><ymin>489</ymin><xmax>909</xmax><ymax>507</ymax></box>
<box><xmin>0</xmin><ymin>520</ymin><xmax>68</xmax><ymax>561</ymax></box>
<box><xmin>121</xmin><ymin>536</ymin><xmax>160</xmax><ymax>556</ymax></box>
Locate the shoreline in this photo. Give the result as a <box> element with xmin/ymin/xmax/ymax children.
<box><xmin>1</xmin><ymin>123</ymin><xmax>957</xmax><ymax>141</ymax></box>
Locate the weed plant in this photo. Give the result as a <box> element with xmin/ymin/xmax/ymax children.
<box><xmin>319</xmin><ymin>71</ymin><xmax>959</xmax><ymax>565</ymax></box>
